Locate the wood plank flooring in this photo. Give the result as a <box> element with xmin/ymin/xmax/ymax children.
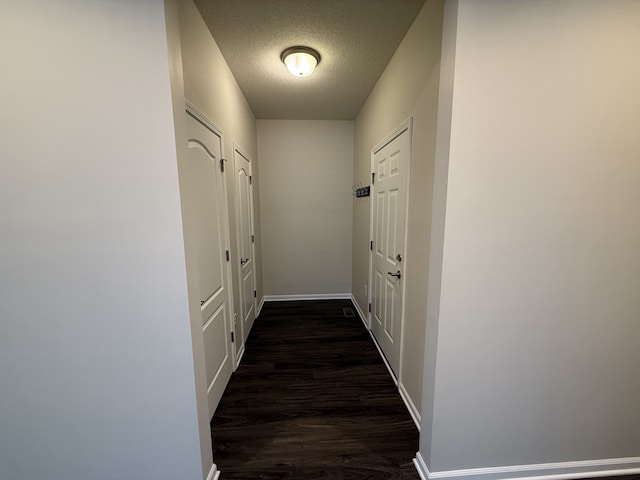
<box><xmin>211</xmin><ymin>299</ymin><xmax>420</xmax><ymax>479</ymax></box>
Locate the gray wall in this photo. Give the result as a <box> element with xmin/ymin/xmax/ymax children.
<box><xmin>258</xmin><ymin>120</ymin><xmax>353</xmax><ymax>297</ymax></box>
<box><xmin>352</xmin><ymin>0</ymin><xmax>445</xmax><ymax>421</ymax></box>
<box><xmin>0</xmin><ymin>1</ymin><xmax>208</xmax><ymax>479</ymax></box>
<box><xmin>420</xmin><ymin>0</ymin><xmax>640</xmax><ymax>477</ymax></box>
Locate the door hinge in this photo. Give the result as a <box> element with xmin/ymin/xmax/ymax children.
<box><xmin>371</xmin><ymin>172</ymin><xmax>375</xmax><ymax>184</ymax></box>
<box><xmin>231</xmin><ymin>331</ymin><xmax>235</xmax><ymax>343</ymax></box>
<box><xmin>368</xmin><ymin>303</ymin><xmax>372</xmax><ymax>313</ymax></box>
<box><xmin>251</xmin><ymin>234</ymin><xmax>255</xmax><ymax>243</ymax></box>
<box><xmin>220</xmin><ymin>158</ymin><xmax>225</xmax><ymax>173</ymax></box>
<box><xmin>254</xmin><ymin>290</ymin><xmax>257</xmax><ymax>298</ymax></box>
<box><xmin>370</xmin><ymin>240</ymin><xmax>373</xmax><ymax>251</ymax></box>
<box><xmin>225</xmin><ymin>250</ymin><xmax>230</xmax><ymax>262</ymax></box>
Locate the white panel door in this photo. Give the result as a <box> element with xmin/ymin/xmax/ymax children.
<box><xmin>234</xmin><ymin>145</ymin><xmax>256</xmax><ymax>346</ymax></box>
<box><xmin>370</xmin><ymin>123</ymin><xmax>410</xmax><ymax>378</ymax></box>
<box><xmin>186</xmin><ymin>111</ymin><xmax>233</xmax><ymax>418</ymax></box>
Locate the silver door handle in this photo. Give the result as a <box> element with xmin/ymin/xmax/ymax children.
<box><xmin>387</xmin><ymin>270</ymin><xmax>401</xmax><ymax>279</ymax></box>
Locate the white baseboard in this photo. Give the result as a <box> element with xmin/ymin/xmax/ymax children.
<box><xmin>349</xmin><ymin>295</ymin><xmax>393</xmax><ymax>384</ymax></box>
<box><xmin>263</xmin><ymin>293</ymin><xmax>352</xmax><ymax>301</ymax></box>
<box><xmin>367</xmin><ymin>328</ymin><xmax>398</xmax><ymax>386</ymax></box>
<box><xmin>233</xmin><ymin>344</ymin><xmax>245</xmax><ymax>371</ymax></box>
<box><xmin>350</xmin><ymin>294</ymin><xmax>369</xmax><ymax>329</ymax></box>
<box><xmin>399</xmin><ymin>381</ymin><xmax>421</xmax><ymax>431</ymax></box>
<box><xmin>414</xmin><ymin>452</ymin><xmax>429</xmax><ymax>480</ymax></box>
<box><xmin>206</xmin><ymin>463</ymin><xmax>220</xmax><ymax>480</ymax></box>
<box><xmin>414</xmin><ymin>451</ymin><xmax>640</xmax><ymax>480</ymax></box>
<box><xmin>256</xmin><ymin>296</ymin><xmax>265</xmax><ymax>316</ymax></box>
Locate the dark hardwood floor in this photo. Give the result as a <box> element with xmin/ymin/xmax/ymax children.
<box><xmin>211</xmin><ymin>299</ymin><xmax>420</xmax><ymax>479</ymax></box>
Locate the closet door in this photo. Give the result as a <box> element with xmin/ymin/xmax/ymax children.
<box><xmin>186</xmin><ymin>110</ymin><xmax>233</xmax><ymax>417</ymax></box>
<box><xmin>234</xmin><ymin>144</ymin><xmax>256</xmax><ymax>348</ymax></box>
<box><xmin>370</xmin><ymin>122</ymin><xmax>411</xmax><ymax>378</ymax></box>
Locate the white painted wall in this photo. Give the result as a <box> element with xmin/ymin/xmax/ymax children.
<box><xmin>353</xmin><ymin>0</ymin><xmax>445</xmax><ymax>420</ymax></box>
<box><xmin>178</xmin><ymin>0</ymin><xmax>262</xmax><ymax>313</ymax></box>
<box><xmin>0</xmin><ymin>1</ymin><xmax>209</xmax><ymax>479</ymax></box>
<box><xmin>258</xmin><ymin>120</ymin><xmax>353</xmax><ymax>297</ymax></box>
<box><xmin>420</xmin><ymin>0</ymin><xmax>640</xmax><ymax>476</ymax></box>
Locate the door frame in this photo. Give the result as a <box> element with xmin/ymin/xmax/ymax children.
<box><xmin>233</xmin><ymin>141</ymin><xmax>258</xmax><ymax>350</ymax></box>
<box><xmin>185</xmin><ymin>99</ymin><xmax>238</xmax><ymax>366</ymax></box>
<box><xmin>367</xmin><ymin>117</ymin><xmax>413</xmax><ymax>385</ymax></box>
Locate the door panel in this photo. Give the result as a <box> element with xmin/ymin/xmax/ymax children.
<box><xmin>234</xmin><ymin>146</ymin><xmax>256</xmax><ymax>346</ymax></box>
<box><xmin>190</xmin><ymin>149</ymin><xmax>224</xmax><ymax>310</ymax></box>
<box><xmin>370</xmin><ymin>125</ymin><xmax>410</xmax><ymax>378</ymax></box>
<box><xmin>186</xmin><ymin>111</ymin><xmax>233</xmax><ymax>418</ymax></box>
<box><xmin>202</xmin><ymin>304</ymin><xmax>228</xmax><ymax>387</ymax></box>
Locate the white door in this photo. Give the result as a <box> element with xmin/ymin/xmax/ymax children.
<box><xmin>186</xmin><ymin>110</ymin><xmax>233</xmax><ymax>418</ymax></box>
<box><xmin>234</xmin><ymin>144</ymin><xmax>256</xmax><ymax>345</ymax></box>
<box><xmin>370</xmin><ymin>121</ymin><xmax>411</xmax><ymax>378</ymax></box>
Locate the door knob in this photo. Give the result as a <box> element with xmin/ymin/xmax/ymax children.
<box><xmin>396</xmin><ymin>254</ymin><xmax>402</xmax><ymax>262</ymax></box>
<box><xmin>387</xmin><ymin>270</ymin><xmax>401</xmax><ymax>279</ymax></box>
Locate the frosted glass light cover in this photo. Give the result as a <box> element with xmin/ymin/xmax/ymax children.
<box><xmin>284</xmin><ymin>51</ymin><xmax>318</xmax><ymax>77</ymax></box>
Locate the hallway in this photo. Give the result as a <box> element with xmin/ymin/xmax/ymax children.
<box><xmin>212</xmin><ymin>300</ymin><xmax>420</xmax><ymax>479</ymax></box>
<box><xmin>3</xmin><ymin>2</ymin><xmax>640</xmax><ymax>479</ymax></box>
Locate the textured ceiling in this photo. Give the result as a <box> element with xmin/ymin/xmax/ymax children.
<box><xmin>193</xmin><ymin>0</ymin><xmax>427</xmax><ymax>120</ymax></box>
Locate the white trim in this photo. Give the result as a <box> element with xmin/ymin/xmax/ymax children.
<box><xmin>397</xmin><ymin>116</ymin><xmax>413</xmax><ymax>405</ymax></box>
<box><xmin>257</xmin><ymin>296</ymin><xmax>265</xmax><ymax>317</ymax></box>
<box><xmin>233</xmin><ymin>142</ymin><xmax>252</xmax><ymax>164</ymax></box>
<box><xmin>367</xmin><ymin>135</ymin><xmax>375</xmax><ymax>331</ymax></box>
<box><xmin>206</xmin><ymin>463</ymin><xmax>220</xmax><ymax>480</ymax></box>
<box><xmin>414</xmin><ymin>452</ymin><xmax>429</xmax><ymax>480</ymax></box>
<box><xmin>186</xmin><ymin>100</ymin><xmax>223</xmax><ymax>137</ymax></box>
<box><xmin>263</xmin><ymin>293</ymin><xmax>352</xmax><ymax>302</ymax></box>
<box><xmin>367</xmin><ymin>328</ymin><xmax>398</xmax><ymax>386</ymax></box>
<box><xmin>372</xmin><ymin>118</ymin><xmax>413</xmax><ymax>154</ymax></box>
<box><xmin>414</xmin><ymin>453</ymin><xmax>640</xmax><ymax>480</ymax></box>
<box><xmin>206</xmin><ymin>355</ymin><xmax>230</xmax><ymax>395</ymax></box>
<box><xmin>350</xmin><ymin>294</ymin><xmax>369</xmax><ymax>329</ymax></box>
<box><xmin>233</xmin><ymin>344</ymin><xmax>245</xmax><ymax>371</ymax></box>
<box><xmin>399</xmin><ymin>381</ymin><xmax>421</xmax><ymax>430</ymax></box>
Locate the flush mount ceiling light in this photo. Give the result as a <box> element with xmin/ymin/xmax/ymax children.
<box><xmin>281</xmin><ymin>46</ymin><xmax>321</xmax><ymax>77</ymax></box>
